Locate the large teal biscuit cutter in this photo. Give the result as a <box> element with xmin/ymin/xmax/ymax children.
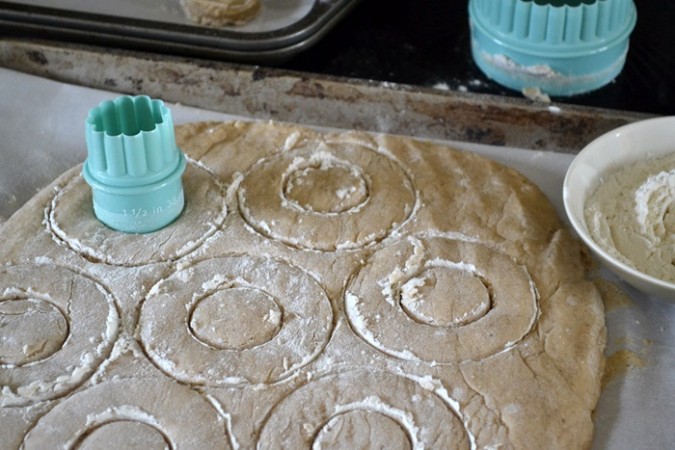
<box><xmin>469</xmin><ymin>0</ymin><xmax>637</xmax><ymax>97</ymax></box>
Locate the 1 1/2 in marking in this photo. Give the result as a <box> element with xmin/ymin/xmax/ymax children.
<box><xmin>121</xmin><ymin>206</ymin><xmax>164</xmax><ymax>218</ymax></box>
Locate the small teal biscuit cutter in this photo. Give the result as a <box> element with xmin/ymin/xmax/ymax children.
<box><xmin>82</xmin><ymin>95</ymin><xmax>186</xmax><ymax>233</ymax></box>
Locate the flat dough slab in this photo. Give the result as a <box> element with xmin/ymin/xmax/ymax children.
<box><xmin>0</xmin><ymin>121</ymin><xmax>605</xmax><ymax>449</ymax></box>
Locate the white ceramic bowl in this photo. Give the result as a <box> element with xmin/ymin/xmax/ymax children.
<box><xmin>563</xmin><ymin>116</ymin><xmax>675</xmax><ymax>302</ymax></box>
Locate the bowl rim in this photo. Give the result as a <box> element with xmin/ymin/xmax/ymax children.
<box><xmin>563</xmin><ymin>116</ymin><xmax>675</xmax><ymax>293</ymax></box>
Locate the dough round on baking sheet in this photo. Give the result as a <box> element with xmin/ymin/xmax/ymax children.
<box><xmin>180</xmin><ymin>0</ymin><xmax>261</xmax><ymax>27</ymax></box>
<box><xmin>257</xmin><ymin>371</ymin><xmax>471</xmax><ymax>449</ymax></box>
<box><xmin>138</xmin><ymin>255</ymin><xmax>333</xmax><ymax>386</ymax></box>
<box><xmin>346</xmin><ymin>236</ymin><xmax>539</xmax><ymax>364</ymax></box>
<box><xmin>238</xmin><ymin>140</ymin><xmax>416</xmax><ymax>251</ymax></box>
<box><xmin>48</xmin><ymin>161</ymin><xmax>227</xmax><ymax>267</ymax></box>
<box><xmin>21</xmin><ymin>379</ymin><xmax>230</xmax><ymax>449</ymax></box>
<box><xmin>0</xmin><ymin>265</ymin><xmax>119</xmax><ymax>407</ymax></box>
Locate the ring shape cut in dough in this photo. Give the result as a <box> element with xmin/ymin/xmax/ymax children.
<box><xmin>315</xmin><ymin>410</ymin><xmax>412</xmax><ymax>450</ymax></box>
<box><xmin>139</xmin><ymin>256</ymin><xmax>333</xmax><ymax>386</ymax></box>
<box><xmin>22</xmin><ymin>379</ymin><xmax>230</xmax><ymax>449</ymax></box>
<box><xmin>346</xmin><ymin>236</ymin><xmax>539</xmax><ymax>364</ymax></box>
<box><xmin>238</xmin><ymin>140</ymin><xmax>416</xmax><ymax>251</ymax></box>
<box><xmin>0</xmin><ymin>298</ymin><xmax>68</xmax><ymax>366</ymax></box>
<box><xmin>49</xmin><ymin>161</ymin><xmax>227</xmax><ymax>267</ymax></box>
<box><xmin>0</xmin><ymin>265</ymin><xmax>119</xmax><ymax>407</ymax></box>
<box><xmin>257</xmin><ymin>371</ymin><xmax>471</xmax><ymax>449</ymax></box>
<box><xmin>78</xmin><ymin>421</ymin><xmax>170</xmax><ymax>450</ymax></box>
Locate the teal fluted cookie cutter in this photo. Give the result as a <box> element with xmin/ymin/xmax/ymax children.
<box><xmin>469</xmin><ymin>0</ymin><xmax>637</xmax><ymax>97</ymax></box>
<box><xmin>82</xmin><ymin>95</ymin><xmax>187</xmax><ymax>233</ymax></box>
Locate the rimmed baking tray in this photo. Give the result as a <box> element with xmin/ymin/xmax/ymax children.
<box><xmin>0</xmin><ymin>0</ymin><xmax>360</xmax><ymax>62</ymax></box>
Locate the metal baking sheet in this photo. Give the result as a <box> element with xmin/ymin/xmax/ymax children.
<box><xmin>0</xmin><ymin>0</ymin><xmax>360</xmax><ymax>61</ymax></box>
<box><xmin>6</xmin><ymin>0</ymin><xmax>315</xmax><ymax>33</ymax></box>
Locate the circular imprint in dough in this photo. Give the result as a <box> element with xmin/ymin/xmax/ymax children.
<box><xmin>399</xmin><ymin>266</ymin><xmax>492</xmax><ymax>327</ymax></box>
<box><xmin>238</xmin><ymin>140</ymin><xmax>416</xmax><ymax>251</ymax></box>
<box><xmin>315</xmin><ymin>410</ymin><xmax>411</xmax><ymax>450</ymax></box>
<box><xmin>345</xmin><ymin>236</ymin><xmax>539</xmax><ymax>364</ymax></box>
<box><xmin>139</xmin><ymin>256</ymin><xmax>333</xmax><ymax>386</ymax></box>
<box><xmin>77</xmin><ymin>421</ymin><xmax>170</xmax><ymax>450</ymax></box>
<box><xmin>49</xmin><ymin>161</ymin><xmax>227</xmax><ymax>267</ymax></box>
<box><xmin>22</xmin><ymin>379</ymin><xmax>230</xmax><ymax>449</ymax></box>
<box><xmin>0</xmin><ymin>298</ymin><xmax>69</xmax><ymax>366</ymax></box>
<box><xmin>257</xmin><ymin>371</ymin><xmax>471</xmax><ymax>449</ymax></box>
<box><xmin>0</xmin><ymin>265</ymin><xmax>119</xmax><ymax>407</ymax></box>
<box><xmin>284</xmin><ymin>162</ymin><xmax>369</xmax><ymax>214</ymax></box>
<box><xmin>189</xmin><ymin>287</ymin><xmax>283</xmax><ymax>350</ymax></box>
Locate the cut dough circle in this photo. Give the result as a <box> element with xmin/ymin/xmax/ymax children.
<box><xmin>0</xmin><ymin>297</ymin><xmax>69</xmax><ymax>366</ymax></box>
<box><xmin>189</xmin><ymin>286</ymin><xmax>283</xmax><ymax>351</ymax></box>
<box><xmin>49</xmin><ymin>161</ymin><xmax>227</xmax><ymax>267</ymax></box>
<box><xmin>238</xmin><ymin>140</ymin><xmax>416</xmax><ymax>251</ymax></box>
<box><xmin>21</xmin><ymin>379</ymin><xmax>231</xmax><ymax>449</ymax></box>
<box><xmin>284</xmin><ymin>161</ymin><xmax>369</xmax><ymax>214</ymax></box>
<box><xmin>400</xmin><ymin>266</ymin><xmax>491</xmax><ymax>327</ymax></box>
<box><xmin>0</xmin><ymin>265</ymin><xmax>119</xmax><ymax>407</ymax></box>
<box><xmin>257</xmin><ymin>371</ymin><xmax>471</xmax><ymax>449</ymax></box>
<box><xmin>139</xmin><ymin>256</ymin><xmax>333</xmax><ymax>386</ymax></box>
<box><xmin>77</xmin><ymin>421</ymin><xmax>170</xmax><ymax>450</ymax></box>
<box><xmin>315</xmin><ymin>410</ymin><xmax>411</xmax><ymax>450</ymax></box>
<box><xmin>346</xmin><ymin>236</ymin><xmax>539</xmax><ymax>364</ymax></box>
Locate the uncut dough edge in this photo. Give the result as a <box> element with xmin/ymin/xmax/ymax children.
<box><xmin>0</xmin><ymin>120</ymin><xmax>606</xmax><ymax>450</ymax></box>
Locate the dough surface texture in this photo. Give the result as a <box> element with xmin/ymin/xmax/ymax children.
<box><xmin>0</xmin><ymin>121</ymin><xmax>605</xmax><ymax>449</ymax></box>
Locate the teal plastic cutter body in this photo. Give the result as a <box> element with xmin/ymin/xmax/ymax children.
<box><xmin>82</xmin><ymin>96</ymin><xmax>186</xmax><ymax>233</ymax></box>
<box><xmin>469</xmin><ymin>0</ymin><xmax>637</xmax><ymax>97</ymax></box>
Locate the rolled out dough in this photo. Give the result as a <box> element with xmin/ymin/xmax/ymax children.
<box><xmin>0</xmin><ymin>121</ymin><xmax>605</xmax><ymax>449</ymax></box>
